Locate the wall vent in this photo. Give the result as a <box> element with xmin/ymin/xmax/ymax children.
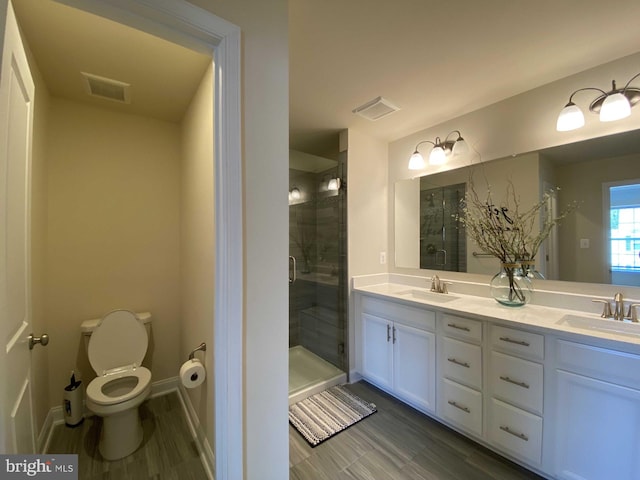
<box><xmin>352</xmin><ymin>96</ymin><xmax>400</xmax><ymax>121</ymax></box>
<box><xmin>81</xmin><ymin>72</ymin><xmax>131</xmax><ymax>104</ymax></box>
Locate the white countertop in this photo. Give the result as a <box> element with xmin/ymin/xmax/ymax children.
<box><xmin>353</xmin><ymin>280</ymin><xmax>640</xmax><ymax>351</ymax></box>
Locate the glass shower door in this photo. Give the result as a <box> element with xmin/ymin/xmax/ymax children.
<box><xmin>420</xmin><ymin>183</ymin><xmax>466</xmax><ymax>271</ymax></box>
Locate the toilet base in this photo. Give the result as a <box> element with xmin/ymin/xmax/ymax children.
<box><xmin>98</xmin><ymin>407</ymin><xmax>144</xmax><ymax>461</ymax></box>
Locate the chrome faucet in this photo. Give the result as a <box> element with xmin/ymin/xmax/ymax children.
<box><xmin>592</xmin><ymin>293</ymin><xmax>640</xmax><ymax>322</ymax></box>
<box><xmin>430</xmin><ymin>275</ymin><xmax>449</xmax><ymax>294</ymax></box>
<box><xmin>613</xmin><ymin>292</ymin><xmax>625</xmax><ymax>321</ymax></box>
<box><xmin>430</xmin><ymin>275</ymin><xmax>441</xmax><ymax>293</ymax></box>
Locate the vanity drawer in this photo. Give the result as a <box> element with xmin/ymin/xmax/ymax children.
<box><xmin>491</xmin><ymin>325</ymin><xmax>544</xmax><ymax>361</ymax></box>
<box><xmin>489</xmin><ymin>398</ymin><xmax>542</xmax><ymax>466</ymax></box>
<box><xmin>441</xmin><ymin>314</ymin><xmax>482</xmax><ymax>342</ymax></box>
<box><xmin>361</xmin><ymin>295</ymin><xmax>436</xmax><ymax>331</ymax></box>
<box><xmin>556</xmin><ymin>339</ymin><xmax>640</xmax><ymax>389</ymax></box>
<box><xmin>490</xmin><ymin>351</ymin><xmax>543</xmax><ymax>415</ymax></box>
<box><xmin>441</xmin><ymin>378</ymin><xmax>482</xmax><ymax>437</ymax></box>
<box><xmin>442</xmin><ymin>337</ymin><xmax>482</xmax><ymax>390</ymax></box>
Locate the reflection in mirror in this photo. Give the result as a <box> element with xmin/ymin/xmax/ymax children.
<box><xmin>394</xmin><ymin>128</ymin><xmax>640</xmax><ymax>287</ymax></box>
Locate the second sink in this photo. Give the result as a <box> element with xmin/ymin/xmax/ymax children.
<box><xmin>557</xmin><ymin>313</ymin><xmax>640</xmax><ymax>338</ymax></box>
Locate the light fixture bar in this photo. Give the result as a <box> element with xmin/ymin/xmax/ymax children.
<box><xmin>408</xmin><ymin>131</ymin><xmax>468</xmax><ymax>170</ymax></box>
<box><xmin>557</xmin><ymin>73</ymin><xmax>640</xmax><ymax>131</ymax></box>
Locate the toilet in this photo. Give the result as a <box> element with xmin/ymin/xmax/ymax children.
<box><xmin>82</xmin><ymin>309</ymin><xmax>152</xmax><ymax>460</ymax></box>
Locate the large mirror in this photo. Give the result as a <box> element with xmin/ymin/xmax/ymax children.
<box><xmin>395</xmin><ymin>128</ymin><xmax>640</xmax><ymax>286</ymax></box>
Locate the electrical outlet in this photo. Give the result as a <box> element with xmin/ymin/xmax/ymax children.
<box><xmin>379</xmin><ymin>251</ymin><xmax>387</xmax><ymax>264</ymax></box>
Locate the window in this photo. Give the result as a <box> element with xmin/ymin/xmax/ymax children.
<box><xmin>610</xmin><ymin>184</ymin><xmax>640</xmax><ymax>271</ymax></box>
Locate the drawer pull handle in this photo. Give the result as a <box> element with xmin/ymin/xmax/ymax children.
<box><xmin>447</xmin><ymin>400</ymin><xmax>470</xmax><ymax>413</ymax></box>
<box><xmin>392</xmin><ymin>326</ymin><xmax>396</xmax><ymax>344</ymax></box>
<box><xmin>447</xmin><ymin>323</ymin><xmax>470</xmax><ymax>332</ymax></box>
<box><xmin>499</xmin><ymin>336</ymin><xmax>530</xmax><ymax>347</ymax></box>
<box><xmin>499</xmin><ymin>376</ymin><xmax>530</xmax><ymax>389</ymax></box>
<box><xmin>447</xmin><ymin>357</ymin><xmax>470</xmax><ymax>368</ymax></box>
<box><xmin>387</xmin><ymin>324</ymin><xmax>391</xmax><ymax>342</ymax></box>
<box><xmin>500</xmin><ymin>425</ymin><xmax>529</xmax><ymax>442</ymax></box>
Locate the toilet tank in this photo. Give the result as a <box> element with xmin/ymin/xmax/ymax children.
<box><xmin>81</xmin><ymin>311</ymin><xmax>152</xmax><ymax>353</ymax></box>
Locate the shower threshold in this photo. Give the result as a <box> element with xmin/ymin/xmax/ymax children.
<box><xmin>288</xmin><ymin>345</ymin><xmax>346</xmax><ymax>405</ymax></box>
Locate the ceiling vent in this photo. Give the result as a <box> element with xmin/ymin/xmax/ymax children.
<box><xmin>81</xmin><ymin>72</ymin><xmax>131</xmax><ymax>104</ymax></box>
<box><xmin>352</xmin><ymin>96</ymin><xmax>400</xmax><ymax>121</ymax></box>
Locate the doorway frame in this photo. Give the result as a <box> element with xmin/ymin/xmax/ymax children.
<box><xmin>31</xmin><ymin>0</ymin><xmax>242</xmax><ymax>477</ymax></box>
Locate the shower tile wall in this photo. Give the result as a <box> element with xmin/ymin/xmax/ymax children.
<box><xmin>419</xmin><ymin>183</ymin><xmax>467</xmax><ymax>272</ymax></box>
<box><xmin>289</xmin><ymin>161</ymin><xmax>346</xmax><ymax>370</ymax></box>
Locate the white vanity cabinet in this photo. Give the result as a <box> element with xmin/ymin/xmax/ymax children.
<box><xmin>360</xmin><ymin>296</ymin><xmax>437</xmax><ymax>413</ymax></box>
<box><xmin>487</xmin><ymin>325</ymin><xmax>544</xmax><ymax>467</ymax></box>
<box><xmin>553</xmin><ymin>339</ymin><xmax>640</xmax><ymax>480</ymax></box>
<box><xmin>438</xmin><ymin>314</ymin><xmax>483</xmax><ymax>437</ymax></box>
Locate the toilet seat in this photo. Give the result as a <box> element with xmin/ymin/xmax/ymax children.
<box><xmin>86</xmin><ymin>367</ymin><xmax>151</xmax><ymax>406</ymax></box>
<box><xmin>88</xmin><ymin>310</ymin><xmax>148</xmax><ymax>375</ymax></box>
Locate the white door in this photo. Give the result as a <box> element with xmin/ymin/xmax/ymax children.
<box><xmin>0</xmin><ymin>1</ymin><xmax>37</xmax><ymax>454</ymax></box>
<box><xmin>393</xmin><ymin>323</ymin><xmax>436</xmax><ymax>413</ymax></box>
<box><xmin>361</xmin><ymin>313</ymin><xmax>393</xmax><ymax>390</ymax></box>
<box><xmin>555</xmin><ymin>370</ymin><xmax>640</xmax><ymax>480</ymax></box>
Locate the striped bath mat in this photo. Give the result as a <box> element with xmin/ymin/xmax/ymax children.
<box><xmin>289</xmin><ymin>384</ymin><xmax>377</xmax><ymax>446</ymax></box>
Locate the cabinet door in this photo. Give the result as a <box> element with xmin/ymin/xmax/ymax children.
<box><xmin>393</xmin><ymin>323</ymin><xmax>436</xmax><ymax>413</ymax></box>
<box><xmin>361</xmin><ymin>313</ymin><xmax>393</xmax><ymax>390</ymax></box>
<box><xmin>555</xmin><ymin>370</ymin><xmax>640</xmax><ymax>480</ymax></box>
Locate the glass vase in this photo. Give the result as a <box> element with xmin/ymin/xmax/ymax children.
<box><xmin>520</xmin><ymin>260</ymin><xmax>545</xmax><ymax>281</ymax></box>
<box><xmin>490</xmin><ymin>263</ymin><xmax>532</xmax><ymax>307</ymax></box>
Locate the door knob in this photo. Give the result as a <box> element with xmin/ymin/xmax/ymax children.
<box><xmin>28</xmin><ymin>333</ymin><xmax>49</xmax><ymax>350</ymax></box>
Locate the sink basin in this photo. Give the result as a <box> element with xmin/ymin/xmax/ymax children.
<box><xmin>557</xmin><ymin>314</ymin><xmax>640</xmax><ymax>338</ymax></box>
<box><xmin>395</xmin><ymin>289</ymin><xmax>458</xmax><ymax>303</ymax></box>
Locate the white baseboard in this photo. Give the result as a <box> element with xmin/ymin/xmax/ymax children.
<box><xmin>175</xmin><ymin>378</ymin><xmax>215</xmax><ymax>480</ymax></box>
<box><xmin>38</xmin><ymin>375</ymin><xmax>215</xmax><ymax>480</ymax></box>
<box><xmin>348</xmin><ymin>370</ymin><xmax>362</xmax><ymax>383</ymax></box>
<box><xmin>38</xmin><ymin>405</ymin><xmax>63</xmax><ymax>453</ymax></box>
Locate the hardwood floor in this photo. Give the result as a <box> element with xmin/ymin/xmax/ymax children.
<box><xmin>46</xmin><ymin>392</ymin><xmax>208</xmax><ymax>480</ymax></box>
<box><xmin>290</xmin><ymin>381</ymin><xmax>545</xmax><ymax>480</ymax></box>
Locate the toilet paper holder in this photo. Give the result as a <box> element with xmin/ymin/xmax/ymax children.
<box><xmin>188</xmin><ymin>342</ymin><xmax>207</xmax><ymax>360</ymax></box>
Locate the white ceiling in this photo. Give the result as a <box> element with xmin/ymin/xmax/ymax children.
<box><xmin>11</xmin><ymin>0</ymin><xmax>640</xmax><ymax>156</ymax></box>
<box><xmin>12</xmin><ymin>0</ymin><xmax>211</xmax><ymax>122</ymax></box>
<box><xmin>289</xmin><ymin>0</ymin><xmax>640</xmax><ymax>156</ymax></box>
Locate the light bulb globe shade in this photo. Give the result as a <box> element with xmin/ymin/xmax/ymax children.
<box><xmin>429</xmin><ymin>146</ymin><xmax>446</xmax><ymax>165</ymax></box>
<box><xmin>556</xmin><ymin>103</ymin><xmax>585</xmax><ymax>131</ymax></box>
<box><xmin>327</xmin><ymin>178</ymin><xmax>340</xmax><ymax>191</ymax></box>
<box><xmin>600</xmin><ymin>92</ymin><xmax>631</xmax><ymax>122</ymax></box>
<box><xmin>290</xmin><ymin>187</ymin><xmax>301</xmax><ymax>200</ymax></box>
<box><xmin>452</xmin><ymin>139</ymin><xmax>468</xmax><ymax>156</ymax></box>
<box><xmin>408</xmin><ymin>151</ymin><xmax>426</xmax><ymax>170</ymax></box>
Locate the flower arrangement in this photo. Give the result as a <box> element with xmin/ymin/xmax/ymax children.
<box><xmin>457</xmin><ymin>178</ymin><xmax>578</xmax><ymax>305</ymax></box>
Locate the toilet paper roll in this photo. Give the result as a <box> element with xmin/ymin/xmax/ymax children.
<box><xmin>180</xmin><ymin>359</ymin><xmax>206</xmax><ymax>388</ymax></box>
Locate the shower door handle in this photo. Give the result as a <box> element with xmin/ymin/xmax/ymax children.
<box><xmin>289</xmin><ymin>256</ymin><xmax>297</xmax><ymax>284</ymax></box>
<box><xmin>435</xmin><ymin>249</ymin><xmax>447</xmax><ymax>266</ymax></box>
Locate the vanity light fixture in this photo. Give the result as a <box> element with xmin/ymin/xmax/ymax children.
<box><xmin>327</xmin><ymin>177</ymin><xmax>341</xmax><ymax>191</ymax></box>
<box><xmin>556</xmin><ymin>72</ymin><xmax>640</xmax><ymax>131</ymax></box>
<box><xmin>408</xmin><ymin>130</ymin><xmax>468</xmax><ymax>170</ymax></box>
<box><xmin>288</xmin><ymin>187</ymin><xmax>301</xmax><ymax>203</ymax></box>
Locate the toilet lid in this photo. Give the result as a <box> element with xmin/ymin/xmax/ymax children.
<box><xmin>88</xmin><ymin>310</ymin><xmax>148</xmax><ymax>374</ymax></box>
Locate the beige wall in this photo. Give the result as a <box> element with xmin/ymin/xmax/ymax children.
<box><xmin>180</xmin><ymin>63</ymin><xmax>215</xmax><ymax>449</ymax></box>
<box><xmin>187</xmin><ymin>1</ymin><xmax>290</xmax><ymax>477</ymax></box>
<box><xmin>45</xmin><ymin>98</ymin><xmax>182</xmax><ymax>400</ymax></box>
<box><xmin>347</xmin><ymin>129</ymin><xmax>389</xmax><ymax>276</ymax></box>
<box><xmin>556</xmin><ymin>153</ymin><xmax>640</xmax><ymax>283</ymax></box>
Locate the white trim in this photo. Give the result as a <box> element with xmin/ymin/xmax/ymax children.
<box><xmin>48</xmin><ymin>2</ymin><xmax>243</xmax><ymax>477</ymax></box>
<box><xmin>177</xmin><ymin>383</ymin><xmax>215</xmax><ymax>480</ymax></box>
<box><xmin>213</xmin><ymin>27</ymin><xmax>243</xmax><ymax>480</ymax></box>
<box><xmin>149</xmin><ymin>376</ymin><xmax>179</xmax><ymax>398</ymax></box>
<box><xmin>37</xmin><ymin>406</ymin><xmax>61</xmax><ymax>454</ymax></box>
